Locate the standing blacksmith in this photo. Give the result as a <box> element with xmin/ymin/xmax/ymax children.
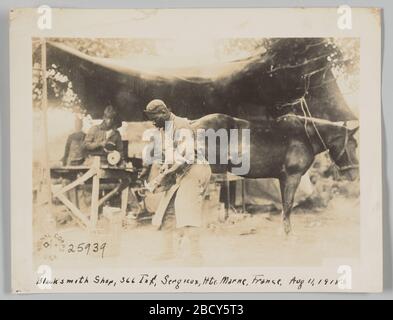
<box><xmin>83</xmin><ymin>105</ymin><xmax>124</xmax><ymax>165</ymax></box>
<box><xmin>144</xmin><ymin>99</ymin><xmax>211</xmax><ymax>264</ymax></box>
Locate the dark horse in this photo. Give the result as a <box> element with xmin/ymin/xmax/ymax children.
<box><xmin>191</xmin><ymin>113</ymin><xmax>359</xmax><ymax>234</ymax></box>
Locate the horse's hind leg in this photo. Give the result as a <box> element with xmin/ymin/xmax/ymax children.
<box><xmin>279</xmin><ymin>173</ymin><xmax>302</xmax><ymax>235</ymax></box>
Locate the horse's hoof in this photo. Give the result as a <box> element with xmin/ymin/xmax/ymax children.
<box><xmin>283</xmin><ymin>222</ymin><xmax>292</xmax><ymax>235</ymax></box>
<box><xmin>285</xmin><ymin>232</ymin><xmax>299</xmax><ymax>242</ymax></box>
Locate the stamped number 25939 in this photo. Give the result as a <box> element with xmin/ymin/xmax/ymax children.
<box><xmin>67</xmin><ymin>242</ymin><xmax>107</xmax><ymax>258</ymax></box>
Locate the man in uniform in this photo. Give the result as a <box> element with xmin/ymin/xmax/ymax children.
<box><xmin>62</xmin><ymin>116</ymin><xmax>86</xmax><ymax>166</ymax></box>
<box><xmin>143</xmin><ymin>99</ymin><xmax>211</xmax><ymax>263</ymax></box>
<box><xmin>83</xmin><ymin>105</ymin><xmax>124</xmax><ymax>165</ymax></box>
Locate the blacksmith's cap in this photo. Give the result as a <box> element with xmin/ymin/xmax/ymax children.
<box><xmin>144</xmin><ymin>99</ymin><xmax>169</xmax><ymax>114</ymax></box>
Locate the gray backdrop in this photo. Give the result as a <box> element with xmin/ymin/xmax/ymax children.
<box><xmin>1</xmin><ymin>0</ymin><xmax>392</xmax><ymax>300</ymax></box>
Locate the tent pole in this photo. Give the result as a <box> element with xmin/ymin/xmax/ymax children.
<box><xmin>41</xmin><ymin>38</ymin><xmax>52</xmax><ymax>216</ymax></box>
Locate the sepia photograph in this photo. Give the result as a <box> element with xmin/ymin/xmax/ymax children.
<box><xmin>32</xmin><ymin>36</ymin><xmax>361</xmax><ymax>267</ymax></box>
<box><xmin>9</xmin><ymin>8</ymin><xmax>382</xmax><ymax>293</ymax></box>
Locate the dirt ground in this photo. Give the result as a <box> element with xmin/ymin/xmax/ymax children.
<box><xmin>34</xmin><ymin>193</ymin><xmax>360</xmax><ymax>269</ymax></box>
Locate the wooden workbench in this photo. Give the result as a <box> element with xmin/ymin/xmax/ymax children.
<box><xmin>50</xmin><ymin>157</ymin><xmax>137</xmax><ymax>230</ymax></box>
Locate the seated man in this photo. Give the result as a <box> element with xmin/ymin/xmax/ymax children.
<box><xmin>59</xmin><ymin>116</ymin><xmax>86</xmax><ymax>216</ymax></box>
<box><xmin>83</xmin><ymin>105</ymin><xmax>124</xmax><ymax>165</ymax></box>
<box><xmin>62</xmin><ymin>116</ymin><xmax>86</xmax><ymax>166</ymax></box>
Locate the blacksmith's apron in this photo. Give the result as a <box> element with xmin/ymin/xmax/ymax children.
<box><xmin>151</xmin><ymin>114</ymin><xmax>211</xmax><ymax>229</ymax></box>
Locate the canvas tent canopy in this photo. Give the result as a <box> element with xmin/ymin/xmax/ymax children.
<box><xmin>36</xmin><ymin>38</ymin><xmax>357</xmax><ymax>123</ymax></box>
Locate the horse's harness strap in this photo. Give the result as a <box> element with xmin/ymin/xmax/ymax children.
<box><xmin>333</xmin><ymin>127</ymin><xmax>358</xmax><ymax>171</ymax></box>
<box><xmin>299</xmin><ymin>97</ymin><xmax>329</xmax><ymax>152</ymax></box>
<box><xmin>280</xmin><ymin>97</ymin><xmax>356</xmax><ymax>172</ymax></box>
<box><xmin>335</xmin><ymin>126</ymin><xmax>348</xmax><ymax>161</ymax></box>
